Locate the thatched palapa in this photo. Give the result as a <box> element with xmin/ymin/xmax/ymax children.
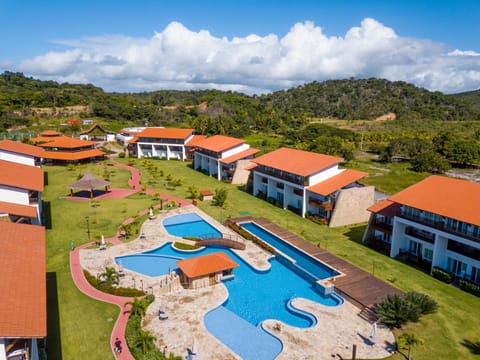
<box><xmin>68</xmin><ymin>172</ymin><xmax>111</xmax><ymax>198</ymax></box>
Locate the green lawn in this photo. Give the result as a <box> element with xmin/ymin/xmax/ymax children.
<box><xmin>45</xmin><ymin>159</ymin><xmax>480</xmax><ymax>360</ymax></box>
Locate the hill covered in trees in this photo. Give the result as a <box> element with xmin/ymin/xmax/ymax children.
<box><xmin>1</xmin><ymin>72</ymin><xmax>480</xmax><ymax>129</ymax></box>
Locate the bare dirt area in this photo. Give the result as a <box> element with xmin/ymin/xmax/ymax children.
<box><xmin>446</xmin><ymin>168</ymin><xmax>480</xmax><ymax>182</ymax></box>
<box><xmin>13</xmin><ymin>105</ymin><xmax>91</xmax><ymax>117</ymax></box>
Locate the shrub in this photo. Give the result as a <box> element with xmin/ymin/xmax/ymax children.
<box><xmin>432</xmin><ymin>266</ymin><xmax>454</xmax><ymax>283</ymax></box>
<box><xmin>376</xmin><ymin>291</ymin><xmax>438</xmax><ymax>328</ymax></box>
<box><xmin>226</xmin><ymin>221</ymin><xmax>275</xmax><ymax>254</ymax></box>
<box><xmin>459</xmin><ymin>279</ymin><xmax>480</xmax><ymax>297</ymax></box>
<box><xmin>173</xmin><ymin>242</ymin><xmax>201</xmax><ymax>250</ymax></box>
<box><xmin>83</xmin><ymin>270</ymin><xmax>145</xmax><ymax>297</ymax></box>
<box><xmin>118</xmin><ymin>152</ymin><xmax>126</xmax><ymax>158</ymax></box>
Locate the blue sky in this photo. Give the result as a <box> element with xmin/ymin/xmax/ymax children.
<box><xmin>1</xmin><ymin>0</ymin><xmax>479</xmax><ymax>94</ymax></box>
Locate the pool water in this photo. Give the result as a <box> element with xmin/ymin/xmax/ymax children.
<box><xmin>163</xmin><ymin>213</ymin><xmax>222</xmax><ymax>239</ymax></box>
<box><xmin>240</xmin><ymin>222</ymin><xmax>340</xmax><ymax>280</ymax></box>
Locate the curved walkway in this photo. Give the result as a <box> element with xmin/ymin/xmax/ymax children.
<box><xmin>70</xmin><ymin>240</ymin><xmax>135</xmax><ymax>360</ymax></box>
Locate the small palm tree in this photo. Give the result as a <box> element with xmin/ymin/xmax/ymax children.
<box><xmin>99</xmin><ymin>267</ymin><xmax>119</xmax><ymax>286</ymax></box>
<box><xmin>125</xmin><ymin>297</ymin><xmax>148</xmax><ymax>317</ymax></box>
<box><xmin>398</xmin><ymin>332</ymin><xmax>424</xmax><ymax>360</ymax></box>
<box><xmin>132</xmin><ymin>329</ymin><xmax>156</xmax><ymax>354</ymax></box>
<box><xmin>186</xmin><ymin>185</ymin><xmax>199</xmax><ymax>199</ymax></box>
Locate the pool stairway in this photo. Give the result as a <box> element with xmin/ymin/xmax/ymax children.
<box><xmin>204</xmin><ymin>306</ymin><xmax>282</xmax><ymax>360</ymax></box>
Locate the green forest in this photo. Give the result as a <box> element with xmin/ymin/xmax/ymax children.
<box><xmin>1</xmin><ymin>71</ymin><xmax>480</xmax><ymax>172</ymax></box>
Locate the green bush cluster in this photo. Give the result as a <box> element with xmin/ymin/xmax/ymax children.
<box><xmin>227</xmin><ymin>221</ymin><xmax>276</xmax><ymax>254</ymax></box>
<box><xmin>173</xmin><ymin>241</ymin><xmax>201</xmax><ymax>250</ymax></box>
<box><xmin>431</xmin><ymin>266</ymin><xmax>454</xmax><ymax>283</ymax></box>
<box><xmin>459</xmin><ymin>279</ymin><xmax>480</xmax><ymax>297</ymax></box>
<box><xmin>83</xmin><ymin>270</ymin><xmax>145</xmax><ymax>297</ymax></box>
<box><xmin>376</xmin><ymin>291</ymin><xmax>438</xmax><ymax>328</ymax></box>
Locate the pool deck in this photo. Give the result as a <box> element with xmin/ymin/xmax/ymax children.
<box><xmin>229</xmin><ymin>216</ymin><xmax>403</xmax><ymax>310</ymax></box>
<box><xmin>79</xmin><ymin>206</ymin><xmax>397</xmax><ymax>360</ymax></box>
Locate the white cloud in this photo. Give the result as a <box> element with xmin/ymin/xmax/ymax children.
<box><xmin>16</xmin><ymin>19</ymin><xmax>480</xmax><ymax>94</ymax></box>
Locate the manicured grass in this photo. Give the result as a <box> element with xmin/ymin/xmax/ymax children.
<box><xmin>45</xmin><ymin>159</ymin><xmax>480</xmax><ymax>360</ymax></box>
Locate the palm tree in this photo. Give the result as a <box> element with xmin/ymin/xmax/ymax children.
<box><xmin>125</xmin><ymin>297</ymin><xmax>147</xmax><ymax>317</ymax></box>
<box><xmin>99</xmin><ymin>267</ymin><xmax>119</xmax><ymax>286</ymax></box>
<box><xmin>398</xmin><ymin>332</ymin><xmax>424</xmax><ymax>360</ymax></box>
<box><xmin>132</xmin><ymin>329</ymin><xmax>156</xmax><ymax>354</ymax></box>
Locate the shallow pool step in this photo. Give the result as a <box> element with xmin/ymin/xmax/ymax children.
<box><xmin>204</xmin><ymin>306</ymin><xmax>282</xmax><ymax>360</ymax></box>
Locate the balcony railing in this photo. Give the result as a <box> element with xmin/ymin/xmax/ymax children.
<box><xmin>372</xmin><ymin>219</ymin><xmax>393</xmax><ymax>232</ymax></box>
<box><xmin>309</xmin><ymin>198</ymin><xmax>333</xmax><ymax>211</ymax></box>
<box><xmin>397</xmin><ymin>210</ymin><xmax>480</xmax><ymax>243</ymax></box>
<box><xmin>255</xmin><ymin>168</ymin><xmax>308</xmax><ymax>186</ymax></box>
<box><xmin>405</xmin><ymin>227</ymin><xmax>435</xmax><ymax>244</ymax></box>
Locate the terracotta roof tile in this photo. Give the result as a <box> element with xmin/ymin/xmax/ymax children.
<box><xmin>0</xmin><ymin>222</ymin><xmax>46</xmax><ymax>337</ymax></box>
<box><xmin>195</xmin><ymin>135</ymin><xmax>245</xmax><ymax>152</ymax></box>
<box><xmin>37</xmin><ymin>136</ymin><xmax>96</xmax><ymax>149</ymax></box>
<box><xmin>252</xmin><ymin>147</ymin><xmax>343</xmax><ymax>177</ymax></box>
<box><xmin>367</xmin><ymin>199</ymin><xmax>401</xmax><ymax>217</ymax></box>
<box><xmin>185</xmin><ymin>135</ymin><xmax>207</xmax><ymax>147</ymax></box>
<box><xmin>307</xmin><ymin>169</ymin><xmax>368</xmax><ymax>196</ymax></box>
<box><xmin>39</xmin><ymin>130</ymin><xmax>62</xmax><ymax>136</ymax></box>
<box><xmin>137</xmin><ymin>127</ymin><xmax>194</xmax><ymax>139</ymax></box>
<box><xmin>388</xmin><ymin>175</ymin><xmax>480</xmax><ymax>226</ymax></box>
<box><xmin>0</xmin><ymin>160</ymin><xmax>44</xmax><ymax>191</ymax></box>
<box><xmin>43</xmin><ymin>148</ymin><xmax>105</xmax><ymax>161</ymax></box>
<box><xmin>0</xmin><ymin>139</ymin><xmax>45</xmax><ymax>158</ymax></box>
<box><xmin>0</xmin><ymin>201</ymin><xmax>38</xmax><ymax>218</ymax></box>
<box><xmin>220</xmin><ymin>148</ymin><xmax>260</xmax><ymax>164</ymax></box>
<box><xmin>176</xmin><ymin>252</ymin><xmax>239</xmax><ymax>278</ymax></box>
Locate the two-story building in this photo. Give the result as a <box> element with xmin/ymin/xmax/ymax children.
<box><xmin>127</xmin><ymin>127</ymin><xmax>205</xmax><ymax>160</ymax></box>
<box><xmin>248</xmin><ymin>147</ymin><xmax>373</xmax><ymax>226</ymax></box>
<box><xmin>193</xmin><ymin>135</ymin><xmax>259</xmax><ymax>181</ymax></box>
<box><xmin>0</xmin><ymin>222</ymin><xmax>46</xmax><ymax>360</ymax></box>
<box><xmin>0</xmin><ymin>160</ymin><xmax>44</xmax><ymax>225</ymax></box>
<box><xmin>0</xmin><ymin>139</ymin><xmax>44</xmax><ymax>167</ymax></box>
<box><xmin>363</xmin><ymin>175</ymin><xmax>480</xmax><ymax>283</ymax></box>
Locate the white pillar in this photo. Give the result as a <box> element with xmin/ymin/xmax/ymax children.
<box><xmin>0</xmin><ymin>338</ymin><xmax>7</xmax><ymax>360</ymax></box>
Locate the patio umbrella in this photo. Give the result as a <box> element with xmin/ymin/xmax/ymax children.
<box><xmin>101</xmin><ymin>234</ymin><xmax>105</xmax><ymax>246</ymax></box>
<box><xmin>149</xmin><ymin>208</ymin><xmax>154</xmax><ymax>218</ymax></box>
<box><xmin>118</xmin><ymin>260</ymin><xmax>124</xmax><ymax>273</ymax></box>
<box><xmin>191</xmin><ymin>337</ymin><xmax>197</xmax><ymax>355</ymax></box>
<box><xmin>370</xmin><ymin>321</ymin><xmax>377</xmax><ymax>343</ymax></box>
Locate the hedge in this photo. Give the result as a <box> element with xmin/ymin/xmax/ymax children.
<box><xmin>83</xmin><ymin>269</ymin><xmax>146</xmax><ymax>297</ymax></box>
<box><xmin>459</xmin><ymin>279</ymin><xmax>480</xmax><ymax>297</ymax></box>
<box><xmin>431</xmin><ymin>266</ymin><xmax>454</xmax><ymax>284</ymax></box>
<box><xmin>226</xmin><ymin>221</ymin><xmax>276</xmax><ymax>254</ymax></box>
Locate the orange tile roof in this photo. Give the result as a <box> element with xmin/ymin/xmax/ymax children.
<box><xmin>39</xmin><ymin>130</ymin><xmax>62</xmax><ymax>136</ymax></box>
<box><xmin>307</xmin><ymin>169</ymin><xmax>368</xmax><ymax>196</ymax></box>
<box><xmin>127</xmin><ymin>136</ymin><xmax>139</xmax><ymax>144</ymax></box>
<box><xmin>176</xmin><ymin>252</ymin><xmax>239</xmax><ymax>278</ymax></box>
<box><xmin>37</xmin><ymin>136</ymin><xmax>96</xmax><ymax>149</ymax></box>
<box><xmin>195</xmin><ymin>135</ymin><xmax>245</xmax><ymax>152</ymax></box>
<box><xmin>185</xmin><ymin>134</ymin><xmax>207</xmax><ymax>147</ymax></box>
<box><xmin>367</xmin><ymin>199</ymin><xmax>401</xmax><ymax>217</ymax></box>
<box><xmin>0</xmin><ymin>160</ymin><xmax>44</xmax><ymax>191</ymax></box>
<box><xmin>0</xmin><ymin>139</ymin><xmax>45</xmax><ymax>158</ymax></box>
<box><xmin>137</xmin><ymin>127</ymin><xmax>194</xmax><ymax>140</ymax></box>
<box><xmin>0</xmin><ymin>222</ymin><xmax>46</xmax><ymax>337</ymax></box>
<box><xmin>43</xmin><ymin>148</ymin><xmax>105</xmax><ymax>161</ymax></box>
<box><xmin>220</xmin><ymin>148</ymin><xmax>260</xmax><ymax>164</ymax></box>
<box><xmin>388</xmin><ymin>175</ymin><xmax>480</xmax><ymax>226</ymax></box>
<box><xmin>0</xmin><ymin>201</ymin><xmax>38</xmax><ymax>218</ymax></box>
<box><xmin>252</xmin><ymin>147</ymin><xmax>343</xmax><ymax>177</ymax></box>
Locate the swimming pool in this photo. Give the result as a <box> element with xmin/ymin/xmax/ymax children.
<box><xmin>240</xmin><ymin>222</ymin><xmax>340</xmax><ymax>280</ymax></box>
<box><xmin>163</xmin><ymin>213</ymin><xmax>222</xmax><ymax>239</ymax></box>
<box><xmin>116</xmin><ymin>213</ymin><xmax>343</xmax><ymax>359</ymax></box>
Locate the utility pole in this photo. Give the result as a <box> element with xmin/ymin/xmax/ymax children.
<box><xmin>85</xmin><ymin>216</ymin><xmax>91</xmax><ymax>242</ymax></box>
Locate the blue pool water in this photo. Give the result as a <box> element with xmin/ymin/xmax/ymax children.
<box><xmin>240</xmin><ymin>222</ymin><xmax>340</xmax><ymax>280</ymax></box>
<box><xmin>116</xmin><ymin>214</ymin><xmax>343</xmax><ymax>359</ymax></box>
<box><xmin>163</xmin><ymin>213</ymin><xmax>222</xmax><ymax>239</ymax></box>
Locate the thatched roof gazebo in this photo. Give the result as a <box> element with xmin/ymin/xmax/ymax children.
<box><xmin>68</xmin><ymin>172</ymin><xmax>111</xmax><ymax>198</ymax></box>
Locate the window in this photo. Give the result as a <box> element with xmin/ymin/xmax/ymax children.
<box><xmin>471</xmin><ymin>266</ymin><xmax>480</xmax><ymax>283</ymax></box>
<box><xmin>409</xmin><ymin>240</ymin><xmax>422</xmax><ymax>255</ymax></box>
<box><xmin>423</xmin><ymin>248</ymin><xmax>433</xmax><ymax>262</ymax></box>
<box><xmin>447</xmin><ymin>257</ymin><xmax>467</xmax><ymax>276</ymax></box>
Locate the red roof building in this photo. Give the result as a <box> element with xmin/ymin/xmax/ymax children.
<box><xmin>363</xmin><ymin>175</ymin><xmax>480</xmax><ymax>284</ymax></box>
<box><xmin>176</xmin><ymin>252</ymin><xmax>239</xmax><ymax>289</ymax></box>
<box><xmin>193</xmin><ymin>135</ymin><xmax>259</xmax><ymax>181</ymax></box>
<box><xmin>249</xmin><ymin>148</ymin><xmax>372</xmax><ymax>226</ymax></box>
<box><xmin>0</xmin><ymin>139</ymin><xmax>44</xmax><ymax>167</ymax></box>
<box><xmin>0</xmin><ymin>222</ymin><xmax>46</xmax><ymax>357</ymax></box>
<box><xmin>127</xmin><ymin>127</ymin><xmax>195</xmax><ymax>160</ymax></box>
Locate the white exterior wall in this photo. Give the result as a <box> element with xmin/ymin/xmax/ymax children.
<box><xmin>0</xmin><ymin>185</ymin><xmax>29</xmax><ymax>205</ymax></box>
<box><xmin>137</xmin><ymin>142</ymin><xmax>186</xmax><ymax>160</ymax></box>
<box><xmin>195</xmin><ymin>153</ymin><xmax>220</xmax><ymax>180</ymax></box>
<box><xmin>221</xmin><ymin>143</ymin><xmax>249</xmax><ymax>159</ymax></box>
<box><xmin>0</xmin><ymin>151</ymin><xmax>35</xmax><ymax>166</ymax></box>
<box><xmin>308</xmin><ymin>165</ymin><xmax>342</xmax><ymax>186</ymax></box>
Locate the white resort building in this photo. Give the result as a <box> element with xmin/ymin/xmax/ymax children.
<box><xmin>248</xmin><ymin>147</ymin><xmax>373</xmax><ymax>227</ymax></box>
<box><xmin>193</xmin><ymin>135</ymin><xmax>259</xmax><ymax>181</ymax></box>
<box><xmin>0</xmin><ymin>139</ymin><xmax>44</xmax><ymax>167</ymax></box>
<box><xmin>363</xmin><ymin>175</ymin><xmax>480</xmax><ymax>283</ymax></box>
<box><xmin>127</xmin><ymin>127</ymin><xmax>205</xmax><ymax>160</ymax></box>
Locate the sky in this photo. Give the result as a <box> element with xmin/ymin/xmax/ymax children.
<box><xmin>1</xmin><ymin>0</ymin><xmax>479</xmax><ymax>95</ymax></box>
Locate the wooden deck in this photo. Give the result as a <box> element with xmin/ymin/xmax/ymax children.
<box><xmin>229</xmin><ymin>217</ymin><xmax>403</xmax><ymax>310</ymax></box>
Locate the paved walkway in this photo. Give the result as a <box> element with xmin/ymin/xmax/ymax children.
<box><xmin>70</xmin><ymin>240</ymin><xmax>134</xmax><ymax>360</ymax></box>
